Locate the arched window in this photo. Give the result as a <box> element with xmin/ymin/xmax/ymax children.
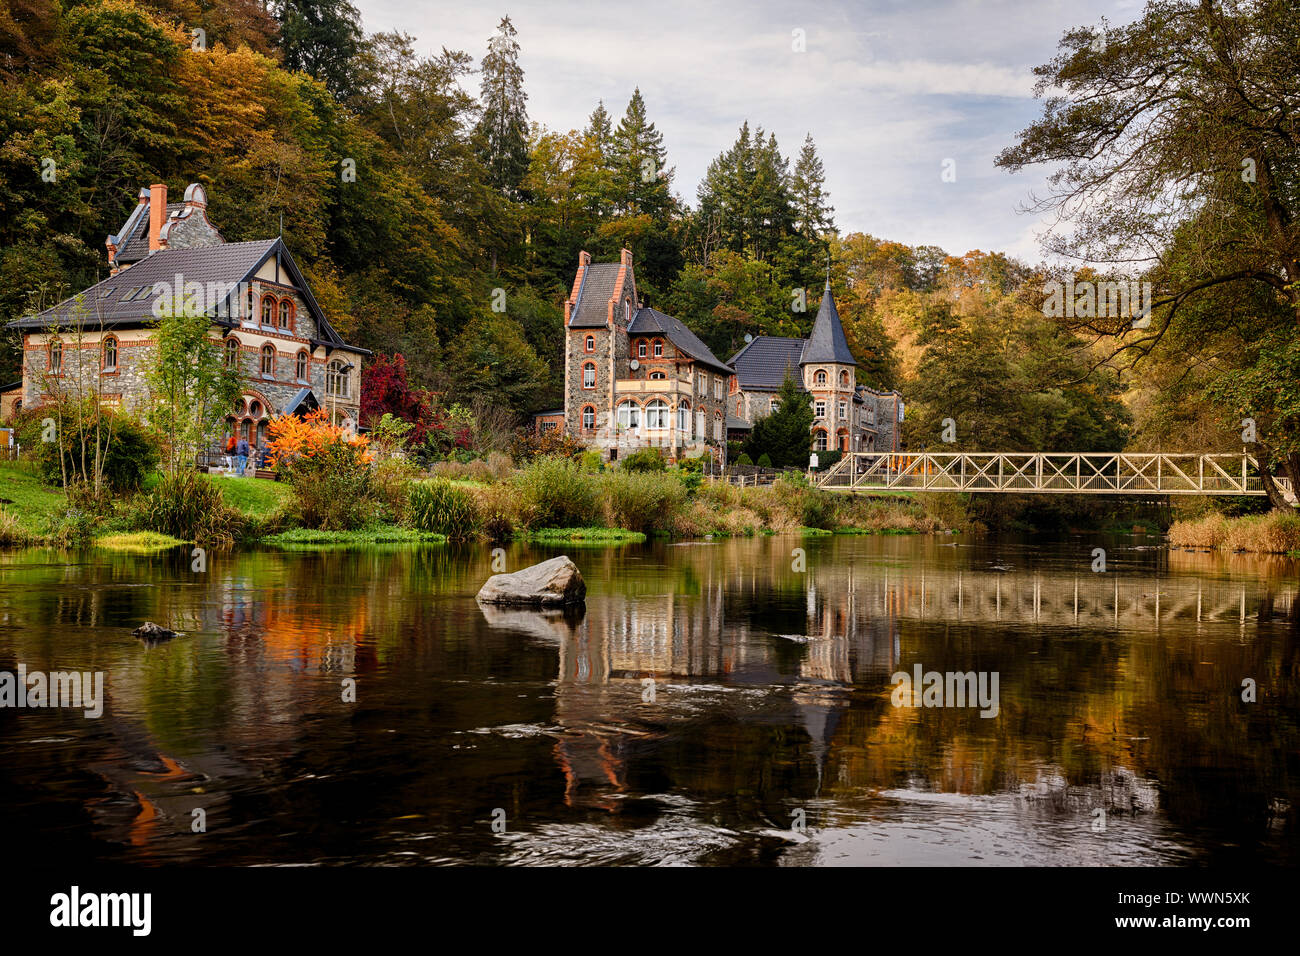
<box><xmin>49</xmin><ymin>339</ymin><xmax>62</xmax><ymax>374</ymax></box>
<box><xmin>246</xmin><ymin>288</ymin><xmax>255</xmax><ymax>321</ymax></box>
<box><xmin>736</xmin><ymin>398</ymin><xmax>742</xmax><ymax>416</ymax></box>
<box><xmin>225</xmin><ymin>337</ymin><xmax>239</xmax><ymax>368</ymax></box>
<box><xmin>771</xmin><ymin>397</ymin><xmax>781</xmax><ymax>413</ymax></box>
<box><xmin>581</xmin><ymin>405</ymin><xmax>595</xmax><ymax>431</ymax></box>
<box><xmin>649</xmin><ymin>371</ymin><xmax>666</xmax><ymax>380</ymax></box>
<box><xmin>241</xmin><ymin>419</ymin><xmax>252</xmax><ymax>441</ymax></box>
<box><xmin>261</xmin><ymin>294</ymin><xmax>276</xmax><ymax>326</ymax></box>
<box><xmin>261</xmin><ymin>344</ymin><xmax>276</xmax><ymax>376</ymax></box>
<box><xmin>815</xmin><ymin>369</ymin><xmax>827</xmax><ymax>385</ymax></box>
<box><xmin>814</xmin><ymin>429</ymin><xmax>829</xmax><ymax>451</ymax></box>
<box><xmin>279</xmin><ymin>299</ymin><xmax>293</xmax><ymax>330</ymax></box>
<box><xmin>582</xmin><ymin>362</ymin><xmax>596</xmax><ymax>389</ymax></box>
<box><xmin>645</xmin><ymin>400</ymin><xmax>669</xmax><ymax>429</ymax></box>
<box><xmin>838</xmin><ymin>430</ymin><xmax>849</xmax><ymax>452</ymax></box>
<box><xmin>677</xmin><ymin>402</ymin><xmax>689</xmax><ymax>433</ymax></box>
<box><xmin>327</xmin><ymin>360</ymin><xmax>350</xmax><ymax>398</ymax></box>
<box><xmin>584</xmin><ymin>335</ymin><xmax>594</xmax><ymax>352</ymax></box>
<box><xmin>102</xmin><ymin>336</ymin><xmax>118</xmax><ymax>371</ymax></box>
<box><xmin>296</xmin><ymin>350</ymin><xmax>308</xmax><ymax>381</ymax></box>
<box><xmin>713</xmin><ymin>411</ymin><xmax>724</xmax><ymax>441</ymax></box>
<box><xmin>616</xmin><ymin>401</ymin><xmax>641</xmax><ymax>429</ymax></box>
<box><xmin>840</xmin><ymin>369</ymin><xmax>850</xmax><ymax>387</ymax></box>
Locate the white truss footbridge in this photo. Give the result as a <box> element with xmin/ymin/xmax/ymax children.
<box><xmin>815</xmin><ymin>452</ymin><xmax>1296</xmax><ymax>500</ymax></box>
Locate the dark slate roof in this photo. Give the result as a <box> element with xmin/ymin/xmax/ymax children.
<box><xmin>569</xmin><ymin>262</ymin><xmax>624</xmax><ymax>328</ymax></box>
<box><xmin>285</xmin><ymin>388</ymin><xmax>320</xmax><ymax>415</ymax></box>
<box><xmin>727</xmin><ymin>336</ymin><xmax>807</xmax><ymax>390</ymax></box>
<box><xmin>6</xmin><ymin>239</ymin><xmax>368</xmax><ymax>356</ymax></box>
<box><xmin>801</xmin><ymin>282</ymin><xmax>856</xmax><ymax>366</ymax></box>
<box><xmin>726</xmin><ymin>414</ymin><xmax>752</xmax><ymax>431</ymax></box>
<box><xmin>9</xmin><ymin>240</ymin><xmax>277</xmax><ymax>329</ymax></box>
<box><xmin>628</xmin><ymin>307</ymin><xmax>733</xmax><ymax>375</ymax></box>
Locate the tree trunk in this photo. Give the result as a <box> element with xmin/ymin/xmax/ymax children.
<box><xmin>1258</xmin><ymin>452</ymin><xmax>1296</xmax><ymax>511</ymax></box>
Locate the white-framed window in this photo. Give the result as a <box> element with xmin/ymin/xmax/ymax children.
<box><xmin>653</xmin><ymin>340</ymin><xmax>663</xmax><ymax>357</ymax></box>
<box><xmin>815</xmin><ymin>430</ymin><xmax>828</xmax><ymax>451</ymax></box>
<box><xmin>581</xmin><ymin>405</ymin><xmax>595</xmax><ymax>431</ymax></box>
<box><xmin>678</xmin><ymin>403</ymin><xmax>689</xmax><ymax>433</ymax></box>
<box><xmin>713</xmin><ymin>378</ymin><xmax>722</xmax><ymax>399</ymax></box>
<box><xmin>814</xmin><ymin>369</ymin><xmax>827</xmax><ymax>385</ymax></box>
<box><xmin>296</xmin><ymin>350</ymin><xmax>309</xmax><ymax>381</ymax></box>
<box><xmin>638</xmin><ymin>341</ymin><xmax>647</xmax><ymax>358</ymax></box>
<box><xmin>585</xmin><ymin>335</ymin><xmax>595</xmax><ymax>352</ymax></box>
<box><xmin>102</xmin><ymin>336</ymin><xmax>118</xmax><ymax>371</ymax></box>
<box><xmin>839</xmin><ymin>401</ymin><xmax>848</xmax><ymax>419</ymax></box>
<box><xmin>645</xmin><ymin>399</ymin><xmax>669</xmax><ymax>429</ymax></box>
<box><xmin>696</xmin><ymin>410</ymin><xmax>705</xmax><ymax>436</ymax></box>
<box><xmin>616</xmin><ymin>401</ymin><xmax>641</xmax><ymax>429</ymax></box>
<box><xmin>326</xmin><ymin>360</ymin><xmax>350</xmax><ymax>398</ymax></box>
<box><xmin>770</xmin><ymin>397</ymin><xmax>780</xmax><ymax>413</ymax></box>
<box><xmin>649</xmin><ymin>371</ymin><xmax>666</xmax><ymax>380</ymax></box>
<box><xmin>261</xmin><ymin>343</ymin><xmax>276</xmax><ymax>376</ymax></box>
<box><xmin>815</xmin><ymin>400</ymin><xmax>826</xmax><ymax>418</ymax></box>
<box><xmin>713</xmin><ymin>414</ymin><xmax>723</xmax><ymax>440</ymax></box>
<box><xmin>582</xmin><ymin>362</ymin><xmax>596</xmax><ymax>389</ymax></box>
<box><xmin>698</xmin><ymin>372</ymin><xmax>707</xmax><ymax>396</ymax></box>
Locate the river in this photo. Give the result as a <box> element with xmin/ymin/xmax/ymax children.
<box><xmin>1</xmin><ymin>533</ymin><xmax>1296</xmax><ymax>865</ymax></box>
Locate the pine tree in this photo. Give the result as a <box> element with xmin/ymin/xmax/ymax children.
<box><xmin>742</xmin><ymin>372</ymin><xmax>813</xmax><ymax>467</ymax></box>
<box><xmin>475</xmin><ymin>16</ymin><xmax>530</xmax><ymax>199</ymax></box>
<box><xmin>611</xmin><ymin>88</ymin><xmax>672</xmax><ymax>219</ymax></box>
<box><xmin>790</xmin><ymin>134</ymin><xmax>834</xmax><ymax>238</ymax></box>
<box><xmin>273</xmin><ymin>0</ymin><xmax>364</xmax><ymax>101</ymax></box>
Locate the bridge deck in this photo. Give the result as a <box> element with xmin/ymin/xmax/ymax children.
<box><xmin>815</xmin><ymin>452</ymin><xmax>1294</xmax><ymax>498</ymax></box>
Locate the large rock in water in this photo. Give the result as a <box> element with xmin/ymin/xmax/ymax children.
<box><xmin>476</xmin><ymin>556</ymin><xmax>586</xmax><ymax>607</ymax></box>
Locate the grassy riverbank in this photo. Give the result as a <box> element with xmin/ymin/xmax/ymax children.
<box><xmin>0</xmin><ymin>457</ymin><xmax>961</xmax><ymax>550</ymax></box>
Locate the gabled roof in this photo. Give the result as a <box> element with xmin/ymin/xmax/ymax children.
<box><xmin>801</xmin><ymin>282</ymin><xmax>856</xmax><ymax>366</ymax></box>
<box><xmin>728</xmin><ymin>336</ymin><xmax>807</xmax><ymax>391</ymax></box>
<box><xmin>569</xmin><ymin>262</ymin><xmax>624</xmax><ymax>328</ymax></box>
<box><xmin>628</xmin><ymin>307</ymin><xmax>733</xmax><ymax>375</ymax></box>
<box><xmin>113</xmin><ymin>201</ymin><xmax>188</xmax><ymax>263</ymax></box>
<box><xmin>6</xmin><ymin>238</ymin><xmax>368</xmax><ymax>355</ymax></box>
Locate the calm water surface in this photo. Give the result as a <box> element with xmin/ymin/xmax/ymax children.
<box><xmin>1</xmin><ymin>534</ymin><xmax>1297</xmax><ymax>866</ymax></box>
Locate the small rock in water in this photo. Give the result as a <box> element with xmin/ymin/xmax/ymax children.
<box><xmin>476</xmin><ymin>555</ymin><xmax>586</xmax><ymax>607</ymax></box>
<box><xmin>134</xmin><ymin>622</ymin><xmax>179</xmax><ymax>644</ymax></box>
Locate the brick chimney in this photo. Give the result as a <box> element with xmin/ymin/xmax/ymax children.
<box><xmin>620</xmin><ymin>247</ymin><xmax>632</xmax><ymax>267</ymax></box>
<box><xmin>148</xmin><ymin>183</ymin><xmax>167</xmax><ymax>251</ymax></box>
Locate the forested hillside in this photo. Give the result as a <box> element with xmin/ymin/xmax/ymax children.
<box><xmin>2</xmin><ymin>0</ymin><xmax>1287</xmax><ymax>478</ymax></box>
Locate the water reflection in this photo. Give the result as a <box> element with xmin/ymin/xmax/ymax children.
<box><xmin>0</xmin><ymin>535</ymin><xmax>1297</xmax><ymax>866</ymax></box>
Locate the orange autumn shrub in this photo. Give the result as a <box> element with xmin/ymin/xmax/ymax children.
<box><xmin>267</xmin><ymin>410</ymin><xmax>375</xmax><ymax>530</ymax></box>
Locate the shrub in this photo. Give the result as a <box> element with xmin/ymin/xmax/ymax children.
<box><xmin>735</xmin><ymin>453</ymin><xmax>753</xmax><ymax>466</ymax></box>
<box><xmin>0</xmin><ymin>507</ymin><xmax>33</xmax><ymax>547</ymax></box>
<box><xmin>813</xmin><ymin>449</ymin><xmax>842</xmax><ymax>471</ymax></box>
<box><xmin>408</xmin><ymin>478</ymin><xmax>480</xmax><ymax>540</ymax></box>
<box><xmin>621</xmin><ymin>447</ymin><xmax>667</xmax><ymax>472</ymax></box>
<box><xmin>579</xmin><ymin>450</ymin><xmax>605</xmax><ymax>473</ymax></box>
<box><xmin>512</xmin><ymin>456</ymin><xmax>601</xmax><ymax>528</ymax></box>
<box><xmin>18</xmin><ymin>403</ymin><xmax>159</xmax><ymax>493</ymax></box>
<box><xmin>134</xmin><ymin>471</ymin><xmax>245</xmax><ymax>547</ymax></box>
<box><xmin>756</xmin><ymin>453</ymin><xmax>773</xmax><ymax>468</ymax></box>
<box><xmin>1171</xmin><ymin>510</ymin><xmax>1300</xmax><ymax>553</ymax></box>
<box><xmin>603</xmin><ymin>470</ymin><xmax>687</xmax><ymax>533</ymax></box>
<box><xmin>268</xmin><ymin>410</ymin><xmax>374</xmax><ymax>530</ymax></box>
<box><xmin>468</xmin><ymin>481</ymin><xmax>517</xmax><ymax>542</ymax></box>
<box><xmin>371</xmin><ymin>457</ymin><xmax>421</xmax><ymax>523</ymax></box>
<box><xmin>485</xmin><ymin>451</ymin><xmax>515</xmax><ymax>480</ymax></box>
<box><xmin>676</xmin><ymin>454</ymin><xmax>703</xmax><ymax>474</ymax></box>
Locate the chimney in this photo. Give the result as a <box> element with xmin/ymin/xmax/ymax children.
<box><xmin>578</xmin><ymin>250</ymin><xmax>590</xmax><ymax>267</ymax></box>
<box><xmin>620</xmin><ymin>248</ymin><xmax>632</xmax><ymax>267</ymax></box>
<box><xmin>149</xmin><ymin>183</ymin><xmax>167</xmax><ymax>251</ymax></box>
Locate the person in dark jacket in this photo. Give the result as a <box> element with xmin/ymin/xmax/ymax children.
<box><xmin>235</xmin><ymin>437</ymin><xmax>250</xmax><ymax>476</ymax></box>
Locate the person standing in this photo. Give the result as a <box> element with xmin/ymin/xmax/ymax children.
<box><xmin>235</xmin><ymin>436</ymin><xmax>250</xmax><ymax>476</ymax></box>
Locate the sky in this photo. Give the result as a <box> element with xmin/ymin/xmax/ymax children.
<box><xmin>356</xmin><ymin>0</ymin><xmax>1146</xmax><ymax>264</ymax></box>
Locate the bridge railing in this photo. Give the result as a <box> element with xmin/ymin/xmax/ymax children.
<box><xmin>817</xmin><ymin>452</ymin><xmax>1283</xmax><ymax>497</ymax></box>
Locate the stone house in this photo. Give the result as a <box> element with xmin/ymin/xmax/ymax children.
<box><xmin>5</xmin><ymin>183</ymin><xmax>367</xmax><ymax>451</ymax></box>
<box><xmin>727</xmin><ymin>281</ymin><xmax>904</xmax><ymax>454</ymax></box>
<box><xmin>561</xmin><ymin>249</ymin><xmax>734</xmax><ymax>462</ymax></box>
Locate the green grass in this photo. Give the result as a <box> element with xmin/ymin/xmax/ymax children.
<box><xmin>520</xmin><ymin>526</ymin><xmax>646</xmax><ymax>543</ymax></box>
<box><xmin>261</xmin><ymin>524</ymin><xmax>447</xmax><ymax>547</ymax></box>
<box><xmin>0</xmin><ymin>461</ymin><xmax>66</xmax><ymax>534</ymax></box>
<box><xmin>202</xmin><ymin>474</ymin><xmax>292</xmax><ymax>516</ymax></box>
<box><xmin>96</xmin><ymin>531</ymin><xmax>186</xmax><ymax>551</ymax></box>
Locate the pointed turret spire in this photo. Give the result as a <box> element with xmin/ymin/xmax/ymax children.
<box><xmin>800</xmin><ymin>282</ymin><xmax>857</xmax><ymax>366</ymax></box>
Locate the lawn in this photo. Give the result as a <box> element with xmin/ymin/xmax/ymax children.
<box><xmin>202</xmin><ymin>474</ymin><xmax>292</xmax><ymax>516</ymax></box>
<box><xmin>0</xmin><ymin>461</ymin><xmax>65</xmax><ymax>534</ymax></box>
